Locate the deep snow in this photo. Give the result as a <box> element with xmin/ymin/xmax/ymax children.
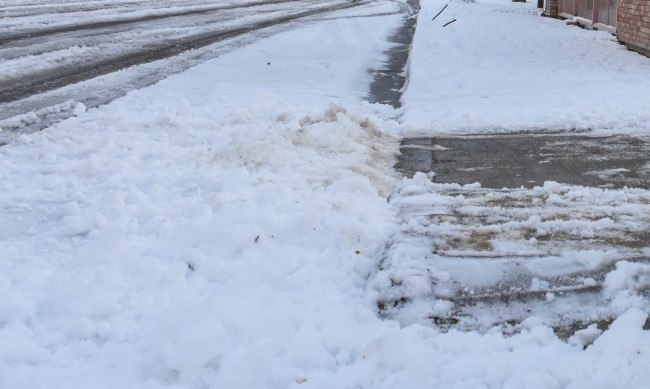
<box><xmin>1</xmin><ymin>0</ymin><xmax>650</xmax><ymax>388</ymax></box>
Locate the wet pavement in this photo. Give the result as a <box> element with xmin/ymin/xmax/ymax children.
<box><xmin>367</xmin><ymin>0</ymin><xmax>419</xmax><ymax>108</ymax></box>
<box><xmin>397</xmin><ymin>133</ymin><xmax>650</xmax><ymax>189</ymax></box>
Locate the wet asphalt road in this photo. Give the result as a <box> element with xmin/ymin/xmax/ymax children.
<box><xmin>0</xmin><ymin>0</ymin><xmax>369</xmax><ymax>106</ymax></box>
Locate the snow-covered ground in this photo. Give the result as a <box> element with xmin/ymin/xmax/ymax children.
<box><xmin>401</xmin><ymin>0</ymin><xmax>650</xmax><ymax>134</ymax></box>
<box><xmin>2</xmin><ymin>0</ymin><xmax>650</xmax><ymax>388</ymax></box>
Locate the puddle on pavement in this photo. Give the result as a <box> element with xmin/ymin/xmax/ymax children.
<box><xmin>396</xmin><ymin>134</ymin><xmax>650</xmax><ymax>189</ymax></box>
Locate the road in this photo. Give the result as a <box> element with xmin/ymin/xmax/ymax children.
<box><xmin>0</xmin><ymin>0</ymin><xmax>373</xmax><ymax>139</ymax></box>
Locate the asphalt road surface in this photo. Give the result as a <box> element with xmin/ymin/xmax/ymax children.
<box><xmin>0</xmin><ymin>0</ymin><xmax>371</xmax><ymax>136</ymax></box>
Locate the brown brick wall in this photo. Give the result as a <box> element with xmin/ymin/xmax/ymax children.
<box><xmin>617</xmin><ymin>0</ymin><xmax>650</xmax><ymax>54</ymax></box>
<box><xmin>545</xmin><ymin>0</ymin><xmax>559</xmax><ymax>17</ymax></box>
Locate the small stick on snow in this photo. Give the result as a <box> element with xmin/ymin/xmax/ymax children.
<box><xmin>442</xmin><ymin>19</ymin><xmax>457</xmax><ymax>27</ymax></box>
<box><xmin>432</xmin><ymin>4</ymin><xmax>448</xmax><ymax>21</ymax></box>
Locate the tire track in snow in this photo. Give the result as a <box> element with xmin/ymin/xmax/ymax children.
<box><xmin>0</xmin><ymin>0</ymin><xmax>218</xmax><ymax>17</ymax></box>
<box><xmin>0</xmin><ymin>0</ymin><xmax>300</xmax><ymax>45</ymax></box>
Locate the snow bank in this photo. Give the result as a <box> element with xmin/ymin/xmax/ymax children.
<box><xmin>2</xmin><ymin>96</ymin><xmax>649</xmax><ymax>388</ymax></box>
<box><xmin>0</xmin><ymin>7</ymin><xmax>410</xmax><ymax>385</ymax></box>
<box><xmin>0</xmin><ymin>98</ymin><xmax>402</xmax><ymax>388</ymax></box>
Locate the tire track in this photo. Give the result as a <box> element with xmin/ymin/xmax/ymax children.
<box><xmin>0</xmin><ymin>0</ymin><xmax>300</xmax><ymax>45</ymax></box>
<box><xmin>0</xmin><ymin>0</ymin><xmax>212</xmax><ymax>17</ymax></box>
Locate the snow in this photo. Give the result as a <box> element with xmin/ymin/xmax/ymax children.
<box><xmin>0</xmin><ymin>0</ymin><xmax>402</xmax><ymax>134</ymax></box>
<box><xmin>400</xmin><ymin>0</ymin><xmax>650</xmax><ymax>135</ymax></box>
<box><xmin>0</xmin><ymin>100</ymin><xmax>87</xmax><ymax>132</ymax></box>
<box><xmin>0</xmin><ymin>101</ymin><xmax>400</xmax><ymax>389</ymax></box>
<box><xmin>2</xmin><ymin>0</ymin><xmax>650</xmax><ymax>388</ymax></box>
<box><xmin>378</xmin><ymin>172</ymin><xmax>650</xmax><ymax>330</ymax></box>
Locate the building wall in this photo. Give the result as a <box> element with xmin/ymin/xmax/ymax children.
<box><xmin>545</xmin><ymin>0</ymin><xmax>559</xmax><ymax>17</ymax></box>
<box><xmin>617</xmin><ymin>0</ymin><xmax>650</xmax><ymax>55</ymax></box>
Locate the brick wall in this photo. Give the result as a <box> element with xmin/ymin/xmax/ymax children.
<box><xmin>617</xmin><ymin>0</ymin><xmax>650</xmax><ymax>55</ymax></box>
<box><xmin>545</xmin><ymin>0</ymin><xmax>559</xmax><ymax>17</ymax></box>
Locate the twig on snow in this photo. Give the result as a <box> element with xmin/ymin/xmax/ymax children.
<box><xmin>442</xmin><ymin>19</ymin><xmax>457</xmax><ymax>27</ymax></box>
<box><xmin>431</xmin><ymin>4</ymin><xmax>448</xmax><ymax>21</ymax></box>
